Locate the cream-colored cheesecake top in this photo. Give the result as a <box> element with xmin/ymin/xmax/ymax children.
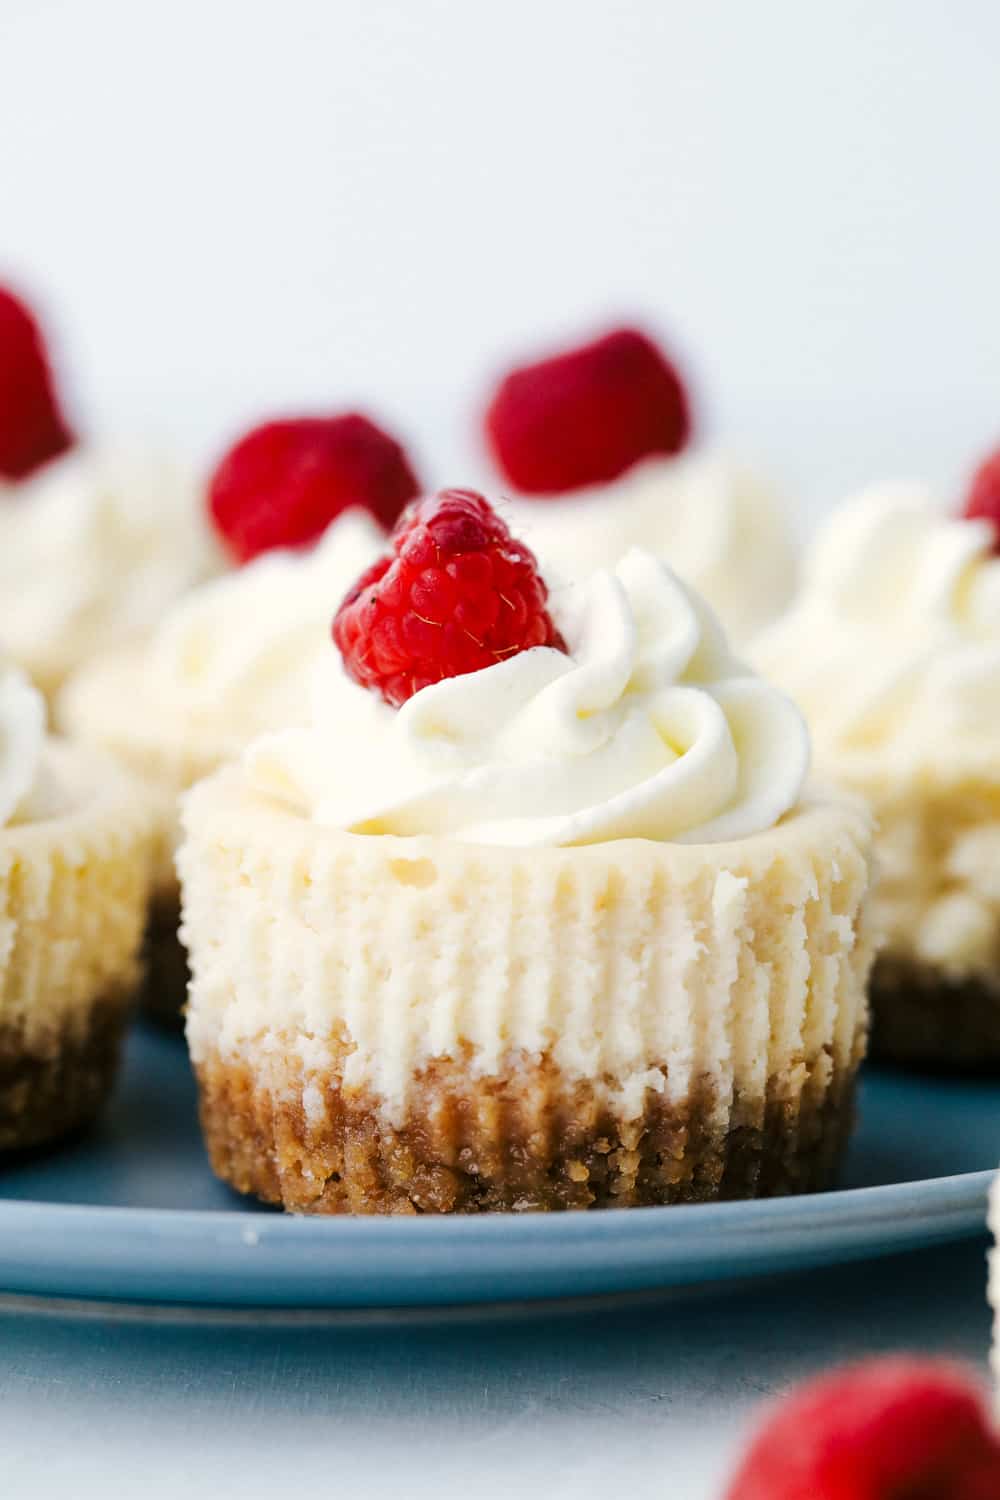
<box><xmin>755</xmin><ymin>483</ymin><xmax>1000</xmax><ymax>781</ymax></box>
<box><xmin>247</xmin><ymin>547</ymin><xmax>810</xmax><ymax>846</ymax></box>
<box><xmin>0</xmin><ymin>446</ymin><xmax>220</xmax><ymax>676</ymax></box>
<box><xmin>61</xmin><ymin>508</ymin><xmax>386</xmax><ymax>769</ymax></box>
<box><xmin>148</xmin><ymin>507</ymin><xmax>384</xmax><ymax>735</ymax></box>
<box><xmin>502</xmin><ymin>453</ymin><xmax>797</xmax><ymax>642</ymax></box>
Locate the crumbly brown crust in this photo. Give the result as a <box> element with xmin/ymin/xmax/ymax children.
<box><xmin>869</xmin><ymin>955</ymin><xmax>1000</xmax><ymax>1071</ymax></box>
<box><xmin>0</xmin><ymin>995</ymin><xmax>131</xmax><ymax>1151</ymax></box>
<box><xmin>195</xmin><ymin>1045</ymin><xmax>856</xmax><ymax>1214</ymax></box>
<box><xmin>139</xmin><ymin>894</ymin><xmax>189</xmax><ymax>1029</ymax></box>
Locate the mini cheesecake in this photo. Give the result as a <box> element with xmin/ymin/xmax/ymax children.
<box><xmin>179</xmin><ymin>493</ymin><xmax>876</xmax><ymax>1213</ymax></box>
<box><xmin>0</xmin><ymin>664</ymin><xmax>153</xmax><ymax>1149</ymax></box>
<box><xmin>756</xmin><ymin>480</ymin><xmax>1000</xmax><ymax>1069</ymax></box>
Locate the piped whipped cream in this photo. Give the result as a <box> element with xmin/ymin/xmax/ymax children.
<box><xmin>502</xmin><ymin>453</ymin><xmax>797</xmax><ymax>642</ymax></box>
<box><xmin>149</xmin><ymin>508</ymin><xmax>385</xmax><ymax>735</ymax></box>
<box><xmin>248</xmin><ymin>547</ymin><xmax>810</xmax><ymax>847</ymax></box>
<box><xmin>754</xmin><ymin>483</ymin><xmax>1000</xmax><ymax>773</ymax></box>
<box><xmin>0</xmin><ymin>446</ymin><xmax>220</xmax><ymax>684</ymax></box>
<box><xmin>0</xmin><ymin>661</ymin><xmax>48</xmax><ymax>826</ymax></box>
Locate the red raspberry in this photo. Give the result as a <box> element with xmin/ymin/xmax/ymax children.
<box><xmin>725</xmin><ymin>1358</ymin><xmax>1000</xmax><ymax>1500</ymax></box>
<box><xmin>208</xmin><ymin>413</ymin><xmax>421</xmax><ymax>564</ymax></box>
<box><xmin>333</xmin><ymin>488</ymin><xmax>566</xmax><ymax>707</ymax></box>
<box><xmin>0</xmin><ymin>285</ymin><xmax>73</xmax><ymax>481</ymax></box>
<box><xmin>484</xmin><ymin>325</ymin><xmax>691</xmax><ymax>495</ymax></box>
<box><xmin>964</xmin><ymin>443</ymin><xmax>1000</xmax><ymax>547</ymax></box>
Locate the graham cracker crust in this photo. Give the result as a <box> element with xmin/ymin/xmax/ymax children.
<box><xmin>0</xmin><ymin>996</ymin><xmax>131</xmax><ymax>1151</ymax></box>
<box><xmin>139</xmin><ymin>894</ymin><xmax>188</xmax><ymax>1029</ymax></box>
<box><xmin>195</xmin><ymin>1046</ymin><xmax>855</xmax><ymax>1214</ymax></box>
<box><xmin>869</xmin><ymin>955</ymin><xmax>1000</xmax><ymax>1071</ymax></box>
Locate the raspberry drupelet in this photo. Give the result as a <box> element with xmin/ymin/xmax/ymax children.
<box><xmin>209</xmin><ymin>412</ymin><xmax>421</xmax><ymax>564</ymax></box>
<box><xmin>333</xmin><ymin>488</ymin><xmax>566</xmax><ymax>707</ymax></box>
<box><xmin>485</xmin><ymin>325</ymin><xmax>691</xmax><ymax>495</ymax></box>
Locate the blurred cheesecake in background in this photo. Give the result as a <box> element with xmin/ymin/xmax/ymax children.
<box><xmin>483</xmin><ymin>324</ymin><xmax>797</xmax><ymax>642</ymax></box>
<box><xmin>1</xmin><ymin>444</ymin><xmax>221</xmax><ymax>705</ymax></box>
<box><xmin>0</xmin><ymin>284</ymin><xmax>221</xmax><ymax>705</ymax></box>
<box><xmin>0</xmin><ymin>657</ymin><xmax>153</xmax><ymax>1150</ymax></box>
<box><xmin>59</xmin><ymin>411</ymin><xmax>420</xmax><ymax>1023</ymax></box>
<box><xmin>755</xmin><ymin>452</ymin><xmax>1000</xmax><ymax>1069</ymax></box>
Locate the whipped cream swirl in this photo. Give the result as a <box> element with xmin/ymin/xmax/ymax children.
<box><xmin>0</xmin><ymin>446</ymin><xmax>220</xmax><ymax>682</ymax></box>
<box><xmin>0</xmin><ymin>662</ymin><xmax>47</xmax><ymax>827</ymax></box>
<box><xmin>754</xmin><ymin>483</ymin><xmax>1000</xmax><ymax>769</ymax></box>
<box><xmin>502</xmin><ymin>453</ymin><xmax>797</xmax><ymax>642</ymax></box>
<box><xmin>151</xmin><ymin>509</ymin><xmax>385</xmax><ymax>734</ymax></box>
<box><xmin>248</xmin><ymin>548</ymin><xmax>810</xmax><ymax>846</ymax></box>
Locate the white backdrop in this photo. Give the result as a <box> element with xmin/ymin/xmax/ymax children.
<box><xmin>3</xmin><ymin>0</ymin><xmax>1000</xmax><ymax>525</ymax></box>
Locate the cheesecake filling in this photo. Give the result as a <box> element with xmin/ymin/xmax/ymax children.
<box><xmin>0</xmin><ymin>662</ymin><xmax>45</xmax><ymax>826</ymax></box>
<box><xmin>754</xmin><ymin>482</ymin><xmax>1000</xmax><ymax>775</ymax></box>
<box><xmin>57</xmin><ymin>508</ymin><xmax>387</xmax><ymax>1027</ymax></box>
<box><xmin>61</xmin><ymin>508</ymin><xmax>387</xmax><ymax>768</ymax></box>
<box><xmin>150</xmin><ymin>507</ymin><xmax>384</xmax><ymax>735</ymax></box>
<box><xmin>181</xmin><ymin>777</ymin><xmax>873</xmax><ymax>1127</ymax></box>
<box><xmin>0</xmin><ymin>708</ymin><xmax>154</xmax><ymax>1147</ymax></box>
<box><xmin>0</xmin><ymin>447</ymin><xmax>220</xmax><ymax>689</ymax></box>
<box><xmin>502</xmin><ymin>452</ymin><xmax>797</xmax><ymax>641</ymax></box>
<box><xmin>756</xmin><ymin>483</ymin><xmax>1000</xmax><ymax>993</ymax></box>
<box><xmin>247</xmin><ymin>547</ymin><xmax>810</xmax><ymax>847</ymax></box>
<box><xmin>0</xmin><ymin>661</ymin><xmax>68</xmax><ymax>825</ymax></box>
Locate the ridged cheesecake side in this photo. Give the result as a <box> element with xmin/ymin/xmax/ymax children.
<box><xmin>0</xmin><ymin>743</ymin><xmax>154</xmax><ymax>1148</ymax></box>
<box><xmin>58</xmin><ymin>645</ymin><xmax>234</xmax><ymax>879</ymax></box>
<box><xmin>58</xmin><ymin>648</ymin><xmax>235</xmax><ymax>1027</ymax></box>
<box><xmin>180</xmin><ymin>767</ymin><xmax>876</xmax><ymax>1213</ymax></box>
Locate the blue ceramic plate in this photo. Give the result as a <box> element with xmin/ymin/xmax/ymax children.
<box><xmin>0</xmin><ymin>1025</ymin><xmax>995</xmax><ymax>1308</ymax></box>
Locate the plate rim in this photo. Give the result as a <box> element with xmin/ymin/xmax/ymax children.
<box><xmin>0</xmin><ymin>1166</ymin><xmax>990</xmax><ymax>1308</ymax></box>
<box><xmin>1</xmin><ymin>1163</ymin><xmax>990</xmax><ymax>1240</ymax></box>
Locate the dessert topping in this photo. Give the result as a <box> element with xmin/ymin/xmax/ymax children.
<box><xmin>209</xmin><ymin>413</ymin><xmax>420</xmax><ymax>564</ymax></box>
<box><xmin>152</xmin><ymin>508</ymin><xmax>383</xmax><ymax>727</ymax></box>
<box><xmin>724</xmin><ymin>1357</ymin><xmax>1000</xmax><ymax>1500</ymax></box>
<box><xmin>333</xmin><ymin>488</ymin><xmax>565</xmax><ymax>707</ymax></box>
<box><xmin>485</xmin><ymin>325</ymin><xmax>690</xmax><ymax>494</ymax></box>
<box><xmin>0</xmin><ymin>285</ymin><xmax>73</xmax><ymax>481</ymax></box>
